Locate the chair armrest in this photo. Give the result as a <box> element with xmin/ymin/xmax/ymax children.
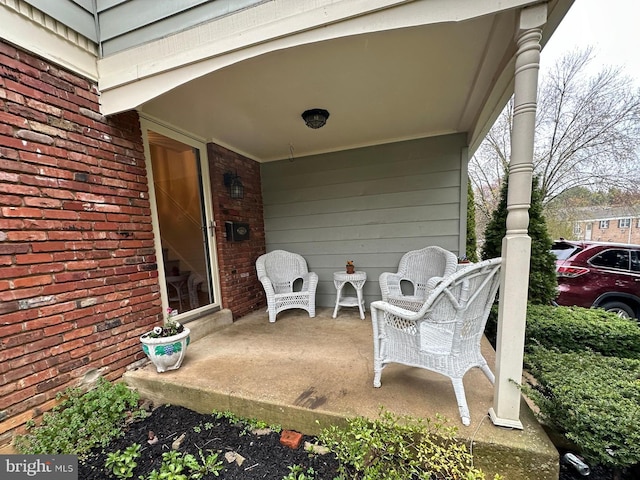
<box><xmin>425</xmin><ymin>276</ymin><xmax>443</xmax><ymax>290</ymax></box>
<box><xmin>378</xmin><ymin>272</ymin><xmax>405</xmax><ymax>300</ymax></box>
<box><xmin>301</xmin><ymin>272</ymin><xmax>319</xmax><ymax>293</ymax></box>
<box><xmin>370</xmin><ymin>300</ymin><xmax>425</xmax><ymax>322</ymax></box>
<box><xmin>258</xmin><ymin>276</ymin><xmax>276</xmax><ymax>297</ymax></box>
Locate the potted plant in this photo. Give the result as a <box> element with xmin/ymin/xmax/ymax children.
<box><xmin>346</xmin><ymin>260</ymin><xmax>355</xmax><ymax>274</ymax></box>
<box><xmin>140</xmin><ymin>309</ymin><xmax>191</xmax><ymax>372</ymax></box>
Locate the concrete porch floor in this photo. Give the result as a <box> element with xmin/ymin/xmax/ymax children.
<box><xmin>123</xmin><ymin>307</ymin><xmax>559</xmax><ymax>480</ymax></box>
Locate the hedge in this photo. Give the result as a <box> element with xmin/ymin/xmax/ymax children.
<box><xmin>524</xmin><ymin>347</ymin><xmax>640</xmax><ymax>468</ymax></box>
<box><xmin>485</xmin><ymin>304</ymin><xmax>640</xmax><ymax>359</ymax></box>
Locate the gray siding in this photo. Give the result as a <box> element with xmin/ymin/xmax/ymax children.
<box><xmin>261</xmin><ymin>134</ymin><xmax>467</xmax><ymax>308</ymax></box>
<box><xmin>23</xmin><ymin>0</ymin><xmax>268</xmax><ymax>56</ymax></box>
<box><xmin>98</xmin><ymin>0</ymin><xmax>267</xmax><ymax>56</ymax></box>
<box><xmin>25</xmin><ymin>0</ymin><xmax>97</xmax><ymax>41</ymax></box>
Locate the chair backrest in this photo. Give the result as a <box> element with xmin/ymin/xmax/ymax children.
<box><xmin>256</xmin><ymin>250</ymin><xmax>309</xmax><ymax>293</ymax></box>
<box><xmin>418</xmin><ymin>258</ymin><xmax>501</xmax><ymax>355</ymax></box>
<box><xmin>397</xmin><ymin>246</ymin><xmax>458</xmax><ymax>285</ymax></box>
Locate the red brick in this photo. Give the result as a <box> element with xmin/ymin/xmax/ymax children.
<box><xmin>40</xmin><ymin>187</ymin><xmax>75</xmax><ymax>200</ymax></box>
<box><xmin>1</xmin><ymin>206</ymin><xmax>41</xmax><ymax>217</ymax></box>
<box><xmin>15</xmin><ymin>253</ymin><xmax>53</xmax><ymax>265</ymax></box>
<box><xmin>50</xmin><ymin>338</ymin><xmax>84</xmax><ymax>356</ymax></box>
<box><xmin>0</xmin><ymin>158</ymin><xmax>38</xmax><ymax>176</ymax></box>
<box><xmin>24</xmin><ymin>197</ymin><xmax>62</xmax><ymax>208</ymax></box>
<box><xmin>0</xmin><ymin>218</ymin><xmax>25</xmax><ymax>230</ymax></box>
<box><xmin>0</xmin><ymin>386</ymin><xmax>37</xmax><ymax>409</ymax></box>
<box><xmin>0</xmin><ymin>265</ymin><xmax>30</xmax><ymax>279</ymax></box>
<box><xmin>6</xmin><ymin>231</ymin><xmax>48</xmax><ymax>242</ymax></box>
<box><xmin>41</xmin><ymin>209</ymin><xmax>78</xmax><ymax>220</ymax></box>
<box><xmin>12</xmin><ymin>275</ymin><xmax>52</xmax><ymax>288</ymax></box>
<box><xmin>0</xmin><ymin>194</ymin><xmax>21</xmax><ymax>206</ymax></box>
<box><xmin>0</xmin><ymin>243</ymin><xmax>29</xmax><ymax>254</ymax></box>
<box><xmin>2</xmin><ymin>363</ymin><xmax>35</xmax><ymax>384</ymax></box>
<box><xmin>280</xmin><ymin>430</ymin><xmax>303</xmax><ymax>449</ymax></box>
<box><xmin>0</xmin><ymin>110</ymin><xmax>29</xmax><ymax>128</ymax></box>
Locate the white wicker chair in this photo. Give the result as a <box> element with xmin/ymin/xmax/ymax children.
<box><xmin>256</xmin><ymin>250</ymin><xmax>318</xmax><ymax>323</ymax></box>
<box><xmin>379</xmin><ymin>246</ymin><xmax>458</xmax><ymax>311</ymax></box>
<box><xmin>371</xmin><ymin>258</ymin><xmax>502</xmax><ymax>426</ymax></box>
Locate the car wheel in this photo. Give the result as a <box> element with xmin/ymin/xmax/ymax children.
<box><xmin>600</xmin><ymin>301</ymin><xmax>635</xmax><ymax>319</ymax></box>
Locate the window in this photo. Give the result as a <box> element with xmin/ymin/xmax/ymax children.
<box><xmin>590</xmin><ymin>249</ymin><xmax>630</xmax><ymax>270</ymax></box>
<box><xmin>573</xmin><ymin>224</ymin><xmax>582</xmax><ymax>235</ymax></box>
<box><xmin>631</xmin><ymin>251</ymin><xmax>640</xmax><ymax>273</ymax></box>
<box><xmin>619</xmin><ymin>218</ymin><xmax>631</xmax><ymax>229</ymax></box>
<box><xmin>599</xmin><ymin>220</ymin><xmax>609</xmax><ymax>229</ymax></box>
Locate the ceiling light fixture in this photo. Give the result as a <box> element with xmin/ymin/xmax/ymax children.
<box><xmin>301</xmin><ymin>108</ymin><xmax>330</xmax><ymax>129</ymax></box>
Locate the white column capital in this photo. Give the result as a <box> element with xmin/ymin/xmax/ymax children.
<box><xmin>519</xmin><ymin>2</ymin><xmax>548</xmax><ymax>31</ymax></box>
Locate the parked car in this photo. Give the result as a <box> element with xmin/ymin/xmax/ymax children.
<box><xmin>551</xmin><ymin>239</ymin><xmax>640</xmax><ymax>319</ymax></box>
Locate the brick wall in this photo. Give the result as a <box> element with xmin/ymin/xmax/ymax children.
<box><xmin>0</xmin><ymin>41</ymin><xmax>160</xmax><ymax>445</ymax></box>
<box><xmin>208</xmin><ymin>143</ymin><xmax>266</xmax><ymax>318</ymax></box>
<box><xmin>576</xmin><ymin>220</ymin><xmax>640</xmax><ymax>244</ymax></box>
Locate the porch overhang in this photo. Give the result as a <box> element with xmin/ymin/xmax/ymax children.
<box><xmin>97</xmin><ymin>0</ymin><xmax>572</xmax><ymax>162</ymax></box>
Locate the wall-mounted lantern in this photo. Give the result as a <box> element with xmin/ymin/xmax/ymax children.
<box><xmin>223</xmin><ymin>172</ymin><xmax>244</xmax><ymax>199</ymax></box>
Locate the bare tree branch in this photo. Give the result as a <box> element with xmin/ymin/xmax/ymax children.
<box><xmin>470</xmin><ymin>47</ymin><xmax>640</xmax><ymax>212</ymax></box>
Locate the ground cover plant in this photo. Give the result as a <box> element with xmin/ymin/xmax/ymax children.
<box><xmin>318</xmin><ymin>408</ymin><xmax>501</xmax><ymax>480</ymax></box>
<box><xmin>14</xmin><ymin>377</ymin><xmax>147</xmax><ymax>457</ymax></box>
<box><xmin>12</xmin><ymin>376</ymin><xmax>504</xmax><ymax>479</ymax></box>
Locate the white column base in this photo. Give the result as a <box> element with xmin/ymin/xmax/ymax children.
<box><xmin>489</xmin><ymin>408</ymin><xmax>524</xmax><ymax>430</ymax></box>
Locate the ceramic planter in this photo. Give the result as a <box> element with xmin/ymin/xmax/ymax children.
<box><xmin>140</xmin><ymin>328</ymin><xmax>190</xmax><ymax>373</ymax></box>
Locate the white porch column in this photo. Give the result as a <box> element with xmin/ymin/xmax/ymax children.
<box><xmin>489</xmin><ymin>3</ymin><xmax>547</xmax><ymax>429</ymax></box>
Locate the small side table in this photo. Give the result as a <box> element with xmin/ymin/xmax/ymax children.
<box><xmin>332</xmin><ymin>271</ymin><xmax>367</xmax><ymax>319</ymax></box>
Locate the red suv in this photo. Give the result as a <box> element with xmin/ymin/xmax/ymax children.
<box><xmin>552</xmin><ymin>240</ymin><xmax>640</xmax><ymax>319</ymax></box>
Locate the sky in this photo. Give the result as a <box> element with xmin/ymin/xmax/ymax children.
<box><xmin>541</xmin><ymin>0</ymin><xmax>640</xmax><ymax>84</ymax></box>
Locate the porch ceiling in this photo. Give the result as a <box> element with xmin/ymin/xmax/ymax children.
<box><xmin>137</xmin><ymin>1</ymin><xmax>571</xmax><ymax>162</ymax></box>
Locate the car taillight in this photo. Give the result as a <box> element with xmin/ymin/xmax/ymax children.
<box><xmin>556</xmin><ymin>266</ymin><xmax>590</xmax><ymax>278</ymax></box>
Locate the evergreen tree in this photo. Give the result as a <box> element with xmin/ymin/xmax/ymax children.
<box><xmin>466</xmin><ymin>180</ymin><xmax>478</xmax><ymax>262</ymax></box>
<box><xmin>482</xmin><ymin>173</ymin><xmax>557</xmax><ymax>304</ymax></box>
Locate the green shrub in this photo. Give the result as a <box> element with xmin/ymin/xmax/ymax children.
<box><xmin>485</xmin><ymin>304</ymin><xmax>640</xmax><ymax>359</ymax></box>
<box><xmin>14</xmin><ymin>378</ymin><xmax>146</xmax><ymax>458</ymax></box>
<box><xmin>318</xmin><ymin>408</ymin><xmax>502</xmax><ymax>480</ymax></box>
<box><xmin>524</xmin><ymin>347</ymin><xmax>640</xmax><ymax>468</ymax></box>
<box><xmin>466</xmin><ymin>180</ymin><xmax>479</xmax><ymax>262</ymax></box>
<box><xmin>481</xmin><ymin>174</ymin><xmax>557</xmax><ymax>305</ymax></box>
<box><xmin>525</xmin><ymin>304</ymin><xmax>640</xmax><ymax>358</ymax></box>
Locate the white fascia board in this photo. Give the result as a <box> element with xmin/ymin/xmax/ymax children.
<box><xmin>98</xmin><ymin>0</ymin><xmax>533</xmax><ymax>115</ymax></box>
<box><xmin>0</xmin><ymin>3</ymin><xmax>98</xmax><ymax>81</ymax></box>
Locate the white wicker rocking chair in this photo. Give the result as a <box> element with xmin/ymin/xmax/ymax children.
<box><xmin>256</xmin><ymin>250</ymin><xmax>318</xmax><ymax>323</ymax></box>
<box><xmin>371</xmin><ymin>257</ymin><xmax>501</xmax><ymax>426</ymax></box>
<box><xmin>379</xmin><ymin>246</ymin><xmax>458</xmax><ymax>311</ymax></box>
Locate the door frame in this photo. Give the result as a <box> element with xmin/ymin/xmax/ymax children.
<box><xmin>140</xmin><ymin>115</ymin><xmax>222</xmax><ymax>321</ymax></box>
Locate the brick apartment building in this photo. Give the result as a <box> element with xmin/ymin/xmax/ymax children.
<box><xmin>569</xmin><ymin>207</ymin><xmax>640</xmax><ymax>244</ymax></box>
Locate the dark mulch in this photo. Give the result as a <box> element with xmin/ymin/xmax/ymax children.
<box><xmin>79</xmin><ymin>404</ymin><xmax>640</xmax><ymax>480</ymax></box>
<box><xmin>79</xmin><ymin>404</ymin><xmax>340</xmax><ymax>479</ymax></box>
